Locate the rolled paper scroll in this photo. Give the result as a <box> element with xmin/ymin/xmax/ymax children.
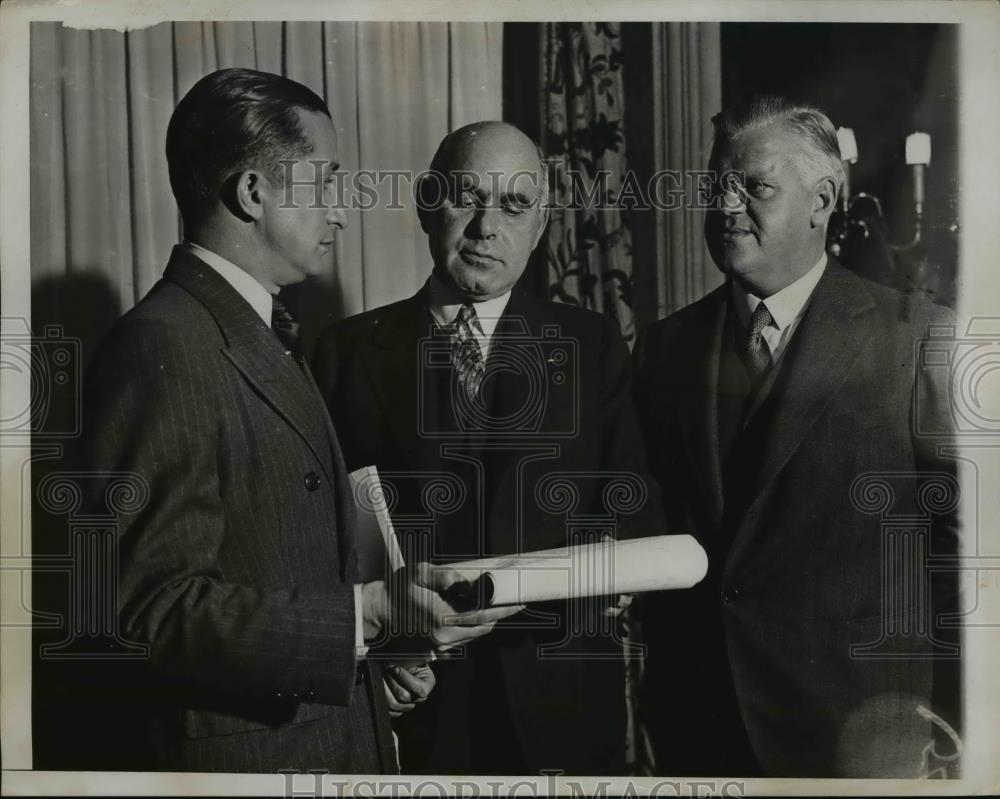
<box><xmin>438</xmin><ymin>534</ymin><xmax>708</xmax><ymax>608</ymax></box>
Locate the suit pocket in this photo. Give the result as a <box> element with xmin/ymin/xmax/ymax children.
<box><xmin>182</xmin><ymin>700</ymin><xmax>335</xmax><ymax>739</ymax></box>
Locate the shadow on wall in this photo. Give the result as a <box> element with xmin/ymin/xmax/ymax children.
<box><xmin>30</xmin><ymin>271</ymin><xmax>125</xmax><ymax>770</ymax></box>
<box><xmin>31</xmin><ymin>271</ymin><xmax>123</xmax><ymax>383</ymax></box>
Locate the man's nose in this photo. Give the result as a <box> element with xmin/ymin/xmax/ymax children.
<box><xmin>719</xmin><ymin>185</ymin><xmax>746</xmax><ymax>216</ymax></box>
<box><xmin>468</xmin><ymin>207</ymin><xmax>500</xmax><ymax>239</ymax></box>
<box><xmin>326</xmin><ymin>204</ymin><xmax>346</xmax><ymax>230</ymax></box>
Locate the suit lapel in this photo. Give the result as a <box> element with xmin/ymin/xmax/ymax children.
<box><xmin>724</xmin><ymin>261</ymin><xmax>877</xmax><ymax>577</ymax></box>
<box><xmin>671</xmin><ymin>287</ymin><xmax>728</xmax><ymax>530</ymax></box>
<box><xmin>368</xmin><ymin>289</ymin><xmax>440</xmax><ymax>465</ymax></box>
<box><xmin>163</xmin><ymin>247</ymin><xmax>337</xmax><ymax>484</ymax></box>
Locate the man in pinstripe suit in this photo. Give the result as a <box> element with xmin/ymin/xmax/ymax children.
<box><xmin>75</xmin><ymin>69</ymin><xmax>518</xmax><ymax>774</ymax></box>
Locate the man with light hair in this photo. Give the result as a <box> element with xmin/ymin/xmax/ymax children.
<box><xmin>634</xmin><ymin>96</ymin><xmax>959</xmax><ymax>777</ymax></box>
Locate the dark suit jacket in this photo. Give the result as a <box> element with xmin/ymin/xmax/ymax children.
<box><xmin>633</xmin><ymin>261</ymin><xmax>960</xmax><ymax>777</ymax></box>
<box><xmin>74</xmin><ymin>246</ymin><xmax>393</xmax><ymax>773</ymax></box>
<box><xmin>313</xmin><ymin>285</ymin><xmax>664</xmax><ymax>775</ymax></box>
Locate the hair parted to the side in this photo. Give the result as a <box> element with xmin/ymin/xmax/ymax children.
<box><xmin>166</xmin><ymin>68</ymin><xmax>331</xmax><ymax>229</ymax></box>
<box><xmin>711</xmin><ymin>95</ymin><xmax>845</xmax><ymax>198</ymax></box>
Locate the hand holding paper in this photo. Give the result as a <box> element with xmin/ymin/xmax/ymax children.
<box><xmin>434</xmin><ymin>535</ymin><xmax>708</xmax><ymax>608</ymax></box>
<box><xmin>361</xmin><ymin>563</ymin><xmax>523</xmax><ymax>653</ymax></box>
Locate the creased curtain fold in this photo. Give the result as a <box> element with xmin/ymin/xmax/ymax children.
<box><xmin>30</xmin><ymin>21</ymin><xmax>502</xmax><ymax>357</ymax></box>
<box><xmin>653</xmin><ymin>22</ymin><xmax>723</xmax><ymax>315</ymax></box>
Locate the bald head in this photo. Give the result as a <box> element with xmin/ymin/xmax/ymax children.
<box><xmin>418</xmin><ymin>121</ymin><xmax>550</xmax><ymax>301</ymax></box>
<box><xmin>430</xmin><ymin>122</ymin><xmax>546</xmax><ymax>190</ymax></box>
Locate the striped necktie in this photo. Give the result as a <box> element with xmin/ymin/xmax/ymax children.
<box><xmin>271</xmin><ymin>297</ymin><xmax>302</xmax><ymax>365</ymax></box>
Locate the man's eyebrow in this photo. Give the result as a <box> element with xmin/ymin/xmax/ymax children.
<box><xmin>500</xmin><ymin>190</ymin><xmax>538</xmax><ymax>206</ymax></box>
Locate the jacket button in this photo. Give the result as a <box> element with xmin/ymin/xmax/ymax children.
<box><xmin>304</xmin><ymin>472</ymin><xmax>321</xmax><ymax>491</ymax></box>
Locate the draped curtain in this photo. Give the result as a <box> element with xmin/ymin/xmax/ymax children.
<box><xmin>541</xmin><ymin>22</ymin><xmax>635</xmax><ymax>343</ymax></box>
<box><xmin>536</xmin><ymin>22</ymin><xmax>721</xmax><ymax>345</ymax></box>
<box><xmin>29</xmin><ymin>21</ymin><xmax>502</xmax><ymax>360</ymax></box>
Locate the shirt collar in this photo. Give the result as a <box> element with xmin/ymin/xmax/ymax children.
<box><xmin>732</xmin><ymin>252</ymin><xmax>828</xmax><ymax>333</ymax></box>
<box><xmin>426</xmin><ymin>272</ymin><xmax>511</xmax><ymax>338</ymax></box>
<box><xmin>184</xmin><ymin>241</ymin><xmax>274</xmax><ymax>327</ymax></box>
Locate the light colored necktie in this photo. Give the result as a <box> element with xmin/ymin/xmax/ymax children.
<box><xmin>450</xmin><ymin>303</ymin><xmax>485</xmax><ymax>399</ymax></box>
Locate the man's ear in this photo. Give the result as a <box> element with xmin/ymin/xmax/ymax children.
<box><xmin>811</xmin><ymin>175</ymin><xmax>838</xmax><ymax>228</ymax></box>
<box><xmin>233</xmin><ymin>170</ymin><xmax>266</xmax><ymax>221</ymax></box>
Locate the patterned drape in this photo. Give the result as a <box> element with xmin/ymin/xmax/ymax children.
<box><xmin>541</xmin><ymin>23</ymin><xmax>635</xmax><ymax>343</ymax></box>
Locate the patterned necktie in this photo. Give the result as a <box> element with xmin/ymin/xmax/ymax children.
<box><xmin>271</xmin><ymin>297</ymin><xmax>302</xmax><ymax>364</ymax></box>
<box><xmin>742</xmin><ymin>301</ymin><xmax>774</xmax><ymax>384</ymax></box>
<box><xmin>450</xmin><ymin>303</ymin><xmax>485</xmax><ymax>399</ymax></box>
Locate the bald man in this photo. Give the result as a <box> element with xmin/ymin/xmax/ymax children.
<box><xmin>312</xmin><ymin>122</ymin><xmax>663</xmax><ymax>775</ymax></box>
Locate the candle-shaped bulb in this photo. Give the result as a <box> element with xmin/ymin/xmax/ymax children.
<box><xmin>906</xmin><ymin>132</ymin><xmax>931</xmax><ymax>165</ymax></box>
<box><xmin>837</xmin><ymin>127</ymin><xmax>858</xmax><ymax>164</ymax></box>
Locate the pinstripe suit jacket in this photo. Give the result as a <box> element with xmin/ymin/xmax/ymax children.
<box><xmin>77</xmin><ymin>246</ymin><xmax>393</xmax><ymax>773</ymax></box>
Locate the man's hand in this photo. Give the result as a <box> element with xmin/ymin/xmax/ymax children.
<box><xmin>383</xmin><ymin>663</ymin><xmax>435</xmax><ymax>717</ymax></box>
<box><xmin>361</xmin><ymin>562</ymin><xmax>523</xmax><ymax>654</ymax></box>
<box><xmin>605</xmin><ymin>593</ymin><xmax>633</xmax><ymax>617</ymax></box>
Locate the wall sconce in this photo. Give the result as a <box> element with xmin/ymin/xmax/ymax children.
<box><xmin>828</xmin><ymin>128</ymin><xmax>933</xmax><ymax>258</ymax></box>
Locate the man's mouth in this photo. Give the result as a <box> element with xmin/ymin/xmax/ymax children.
<box><xmin>460</xmin><ymin>249</ymin><xmax>502</xmax><ymax>265</ymax></box>
<box><xmin>720</xmin><ymin>227</ymin><xmax>753</xmax><ymax>241</ymax></box>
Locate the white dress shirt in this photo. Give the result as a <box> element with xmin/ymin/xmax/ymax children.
<box><xmin>184</xmin><ymin>242</ymin><xmax>367</xmax><ymax>657</ymax></box>
<box><xmin>731</xmin><ymin>252</ymin><xmax>828</xmax><ymax>366</ymax></box>
<box><xmin>427</xmin><ymin>272</ymin><xmax>512</xmax><ymax>361</ymax></box>
<box><xmin>185</xmin><ymin>242</ymin><xmax>274</xmax><ymax>326</ymax></box>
